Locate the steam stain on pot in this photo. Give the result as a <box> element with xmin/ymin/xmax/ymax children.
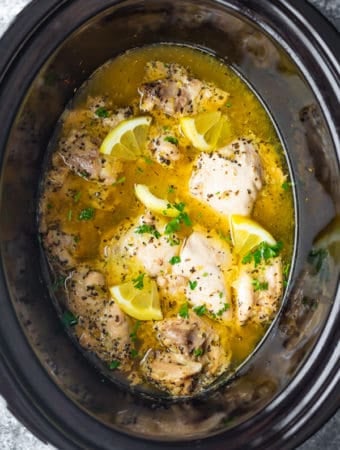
<box><xmin>38</xmin><ymin>44</ymin><xmax>294</xmax><ymax>398</ymax></box>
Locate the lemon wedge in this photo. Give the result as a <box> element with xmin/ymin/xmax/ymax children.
<box><xmin>180</xmin><ymin>111</ymin><xmax>230</xmax><ymax>151</ymax></box>
<box><xmin>230</xmin><ymin>214</ymin><xmax>276</xmax><ymax>257</ymax></box>
<box><xmin>100</xmin><ymin>116</ymin><xmax>152</xmax><ymax>158</ymax></box>
<box><xmin>134</xmin><ymin>184</ymin><xmax>178</xmax><ymax>217</ymax></box>
<box><xmin>109</xmin><ymin>276</ymin><xmax>163</xmax><ymax>321</ymax></box>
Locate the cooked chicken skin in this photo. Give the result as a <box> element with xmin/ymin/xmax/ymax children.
<box><xmin>189</xmin><ymin>138</ymin><xmax>263</xmax><ymax>217</ymax></box>
<box><xmin>139</xmin><ymin>61</ymin><xmax>229</xmax><ymax>117</ymax></box>
<box><xmin>58</xmin><ymin>128</ymin><xmax>123</xmax><ymax>185</ymax></box>
<box><xmin>44</xmin><ymin>228</ymin><xmax>77</xmax><ymax>270</ymax></box>
<box><xmin>233</xmin><ymin>257</ymin><xmax>283</xmax><ymax>325</ymax></box>
<box><xmin>173</xmin><ymin>231</ymin><xmax>232</xmax><ymax>320</ymax></box>
<box><xmin>142</xmin><ymin>313</ymin><xmax>230</xmax><ymax>395</ymax></box>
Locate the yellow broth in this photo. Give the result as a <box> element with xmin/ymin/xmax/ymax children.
<box><xmin>40</xmin><ymin>44</ymin><xmax>294</xmax><ymax>386</ymax></box>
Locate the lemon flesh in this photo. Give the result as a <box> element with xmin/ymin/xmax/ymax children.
<box><xmin>230</xmin><ymin>214</ymin><xmax>276</xmax><ymax>257</ymax></box>
<box><xmin>100</xmin><ymin>116</ymin><xmax>152</xmax><ymax>158</ymax></box>
<box><xmin>134</xmin><ymin>184</ymin><xmax>178</xmax><ymax>217</ymax></box>
<box><xmin>180</xmin><ymin>112</ymin><xmax>230</xmax><ymax>151</ymax></box>
<box><xmin>109</xmin><ymin>278</ymin><xmax>163</xmax><ymax>321</ymax></box>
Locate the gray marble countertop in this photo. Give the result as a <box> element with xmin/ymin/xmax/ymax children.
<box><xmin>0</xmin><ymin>0</ymin><xmax>339</xmax><ymax>449</ymax></box>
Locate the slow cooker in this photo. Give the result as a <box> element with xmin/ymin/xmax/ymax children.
<box><xmin>0</xmin><ymin>1</ymin><xmax>339</xmax><ymax>449</ymax></box>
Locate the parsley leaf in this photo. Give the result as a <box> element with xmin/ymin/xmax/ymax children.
<box><xmin>179</xmin><ymin>303</ymin><xmax>189</xmax><ymax>319</ymax></box>
<box><xmin>164</xmin><ymin>136</ymin><xmax>178</xmax><ymax>145</ymax></box>
<box><xmin>193</xmin><ymin>348</ymin><xmax>203</xmax><ymax>357</ymax></box>
<box><xmin>193</xmin><ymin>305</ymin><xmax>207</xmax><ymax>316</ymax></box>
<box><xmin>67</xmin><ymin>209</ymin><xmax>73</xmax><ymax>221</ymax></box>
<box><xmin>130</xmin><ymin>320</ymin><xmax>141</xmax><ymax>342</ymax></box>
<box><xmin>109</xmin><ymin>360</ymin><xmax>120</xmax><ymax>370</ymax></box>
<box><xmin>130</xmin><ymin>348</ymin><xmax>139</xmax><ymax>358</ymax></box>
<box><xmin>135</xmin><ymin>224</ymin><xmax>161</xmax><ymax>239</ymax></box>
<box><xmin>95</xmin><ymin>107</ymin><xmax>109</xmax><ymax>118</ymax></box>
<box><xmin>242</xmin><ymin>241</ymin><xmax>283</xmax><ymax>267</ymax></box>
<box><xmin>112</xmin><ymin>176</ymin><xmax>126</xmax><ymax>185</ymax></box>
<box><xmin>61</xmin><ymin>310</ymin><xmax>78</xmax><ymax>327</ymax></box>
<box><xmin>216</xmin><ymin>303</ymin><xmax>230</xmax><ymax>316</ymax></box>
<box><xmin>73</xmin><ymin>191</ymin><xmax>81</xmax><ymax>203</ymax></box>
<box><xmin>188</xmin><ymin>280</ymin><xmax>198</xmax><ymax>290</ymax></box>
<box><xmin>252</xmin><ymin>279</ymin><xmax>269</xmax><ymax>291</ymax></box>
<box><xmin>169</xmin><ymin>255</ymin><xmax>181</xmax><ymax>265</ymax></box>
<box><xmin>79</xmin><ymin>207</ymin><xmax>95</xmax><ymax>221</ymax></box>
<box><xmin>132</xmin><ymin>273</ymin><xmax>145</xmax><ymax>290</ymax></box>
<box><xmin>168</xmin><ymin>185</ymin><xmax>176</xmax><ymax>194</ymax></box>
<box><xmin>282</xmin><ymin>180</ymin><xmax>293</xmax><ymax>191</ymax></box>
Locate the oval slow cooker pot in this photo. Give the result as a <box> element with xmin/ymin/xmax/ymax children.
<box><xmin>0</xmin><ymin>1</ymin><xmax>339</xmax><ymax>449</ymax></box>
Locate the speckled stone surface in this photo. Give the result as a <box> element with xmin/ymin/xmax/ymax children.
<box><xmin>0</xmin><ymin>0</ymin><xmax>338</xmax><ymax>449</ymax></box>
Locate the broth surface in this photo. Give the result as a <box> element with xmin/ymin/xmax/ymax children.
<box><xmin>39</xmin><ymin>44</ymin><xmax>294</xmax><ymax>397</ymax></box>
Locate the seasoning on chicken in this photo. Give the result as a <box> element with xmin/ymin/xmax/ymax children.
<box><xmin>44</xmin><ymin>228</ymin><xmax>77</xmax><ymax>270</ymax></box>
<box><xmin>68</xmin><ymin>265</ymin><xmax>132</xmax><ymax>365</ymax></box>
<box><xmin>189</xmin><ymin>138</ymin><xmax>263</xmax><ymax>217</ymax></box>
<box><xmin>149</xmin><ymin>134</ymin><xmax>181</xmax><ymax>166</ymax></box>
<box><xmin>173</xmin><ymin>231</ymin><xmax>233</xmax><ymax>320</ymax></box>
<box><xmin>139</xmin><ymin>61</ymin><xmax>229</xmax><ymax>117</ymax></box>
<box><xmin>233</xmin><ymin>257</ymin><xmax>283</xmax><ymax>325</ymax></box>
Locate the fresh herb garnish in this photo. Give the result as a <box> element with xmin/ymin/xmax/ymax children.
<box><xmin>61</xmin><ymin>310</ymin><xmax>78</xmax><ymax>327</ymax></box>
<box><xmin>252</xmin><ymin>279</ymin><xmax>269</xmax><ymax>291</ymax></box>
<box><xmin>109</xmin><ymin>360</ymin><xmax>120</xmax><ymax>370</ymax></box>
<box><xmin>130</xmin><ymin>321</ymin><xmax>141</xmax><ymax>342</ymax></box>
<box><xmin>130</xmin><ymin>348</ymin><xmax>139</xmax><ymax>358</ymax></box>
<box><xmin>202</xmin><ymin>272</ymin><xmax>209</xmax><ymax>277</ymax></box>
<box><xmin>193</xmin><ymin>305</ymin><xmax>207</xmax><ymax>316</ymax></box>
<box><xmin>95</xmin><ymin>107</ymin><xmax>109</xmax><ymax>118</ymax></box>
<box><xmin>216</xmin><ymin>303</ymin><xmax>230</xmax><ymax>316</ymax></box>
<box><xmin>193</xmin><ymin>348</ymin><xmax>203</xmax><ymax>357</ymax></box>
<box><xmin>166</xmin><ymin>235</ymin><xmax>181</xmax><ymax>246</ymax></box>
<box><xmin>168</xmin><ymin>185</ymin><xmax>176</xmax><ymax>194</ymax></box>
<box><xmin>179</xmin><ymin>303</ymin><xmax>189</xmax><ymax>319</ymax></box>
<box><xmin>67</xmin><ymin>209</ymin><xmax>73</xmax><ymax>221</ymax></box>
<box><xmin>164</xmin><ymin>136</ymin><xmax>178</xmax><ymax>145</ymax></box>
<box><xmin>79</xmin><ymin>207</ymin><xmax>95</xmax><ymax>221</ymax></box>
<box><xmin>282</xmin><ymin>181</ymin><xmax>293</xmax><ymax>191</ymax></box>
<box><xmin>164</xmin><ymin>203</ymin><xmax>192</xmax><ymax>235</ymax></box>
<box><xmin>242</xmin><ymin>241</ymin><xmax>283</xmax><ymax>267</ymax></box>
<box><xmin>188</xmin><ymin>280</ymin><xmax>198</xmax><ymax>290</ymax></box>
<box><xmin>52</xmin><ymin>276</ymin><xmax>66</xmax><ymax>292</ymax></box>
<box><xmin>143</xmin><ymin>156</ymin><xmax>153</xmax><ymax>165</ymax></box>
<box><xmin>169</xmin><ymin>255</ymin><xmax>181</xmax><ymax>265</ymax></box>
<box><xmin>135</xmin><ymin>224</ymin><xmax>161</xmax><ymax>239</ymax></box>
<box><xmin>225</xmin><ymin>102</ymin><xmax>232</xmax><ymax>108</ymax></box>
<box><xmin>73</xmin><ymin>191</ymin><xmax>81</xmax><ymax>203</ymax></box>
<box><xmin>112</xmin><ymin>176</ymin><xmax>126</xmax><ymax>185</ymax></box>
<box><xmin>219</xmin><ymin>291</ymin><xmax>224</xmax><ymax>299</ymax></box>
<box><xmin>132</xmin><ymin>273</ymin><xmax>145</xmax><ymax>290</ymax></box>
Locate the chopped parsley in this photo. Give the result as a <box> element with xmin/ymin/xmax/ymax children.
<box><xmin>193</xmin><ymin>348</ymin><xmax>203</xmax><ymax>357</ymax></box>
<box><xmin>282</xmin><ymin>180</ymin><xmax>293</xmax><ymax>191</ymax></box>
<box><xmin>112</xmin><ymin>176</ymin><xmax>126</xmax><ymax>185</ymax></box>
<box><xmin>169</xmin><ymin>255</ymin><xmax>181</xmax><ymax>265</ymax></box>
<box><xmin>166</xmin><ymin>235</ymin><xmax>181</xmax><ymax>246</ymax></box>
<box><xmin>242</xmin><ymin>241</ymin><xmax>283</xmax><ymax>267</ymax></box>
<box><xmin>168</xmin><ymin>185</ymin><xmax>176</xmax><ymax>194</ymax></box>
<box><xmin>193</xmin><ymin>304</ymin><xmax>207</xmax><ymax>316</ymax></box>
<box><xmin>61</xmin><ymin>310</ymin><xmax>78</xmax><ymax>327</ymax></box>
<box><xmin>164</xmin><ymin>203</ymin><xmax>192</xmax><ymax>235</ymax></box>
<box><xmin>179</xmin><ymin>303</ymin><xmax>189</xmax><ymax>319</ymax></box>
<box><xmin>216</xmin><ymin>303</ymin><xmax>230</xmax><ymax>316</ymax></box>
<box><xmin>73</xmin><ymin>191</ymin><xmax>81</xmax><ymax>203</ymax></box>
<box><xmin>79</xmin><ymin>207</ymin><xmax>95</xmax><ymax>221</ymax></box>
<box><xmin>67</xmin><ymin>209</ymin><xmax>72</xmax><ymax>221</ymax></box>
<box><xmin>52</xmin><ymin>276</ymin><xmax>66</xmax><ymax>292</ymax></box>
<box><xmin>132</xmin><ymin>273</ymin><xmax>145</xmax><ymax>290</ymax></box>
<box><xmin>109</xmin><ymin>360</ymin><xmax>120</xmax><ymax>370</ymax></box>
<box><xmin>164</xmin><ymin>136</ymin><xmax>178</xmax><ymax>145</ymax></box>
<box><xmin>95</xmin><ymin>107</ymin><xmax>109</xmax><ymax>118</ymax></box>
<box><xmin>188</xmin><ymin>280</ymin><xmax>198</xmax><ymax>290</ymax></box>
<box><xmin>143</xmin><ymin>156</ymin><xmax>153</xmax><ymax>165</ymax></box>
<box><xmin>130</xmin><ymin>320</ymin><xmax>141</xmax><ymax>342</ymax></box>
<box><xmin>130</xmin><ymin>348</ymin><xmax>139</xmax><ymax>358</ymax></box>
<box><xmin>252</xmin><ymin>279</ymin><xmax>269</xmax><ymax>291</ymax></box>
<box><xmin>135</xmin><ymin>224</ymin><xmax>161</xmax><ymax>239</ymax></box>
<box><xmin>225</xmin><ymin>102</ymin><xmax>232</xmax><ymax>108</ymax></box>
<box><xmin>219</xmin><ymin>291</ymin><xmax>224</xmax><ymax>299</ymax></box>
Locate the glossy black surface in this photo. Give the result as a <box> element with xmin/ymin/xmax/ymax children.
<box><xmin>0</xmin><ymin>1</ymin><xmax>339</xmax><ymax>449</ymax></box>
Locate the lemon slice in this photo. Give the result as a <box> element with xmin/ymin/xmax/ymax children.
<box><xmin>230</xmin><ymin>214</ymin><xmax>276</xmax><ymax>257</ymax></box>
<box><xmin>134</xmin><ymin>184</ymin><xmax>178</xmax><ymax>217</ymax></box>
<box><xmin>100</xmin><ymin>116</ymin><xmax>152</xmax><ymax>158</ymax></box>
<box><xmin>109</xmin><ymin>277</ymin><xmax>163</xmax><ymax>321</ymax></box>
<box><xmin>180</xmin><ymin>112</ymin><xmax>230</xmax><ymax>151</ymax></box>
